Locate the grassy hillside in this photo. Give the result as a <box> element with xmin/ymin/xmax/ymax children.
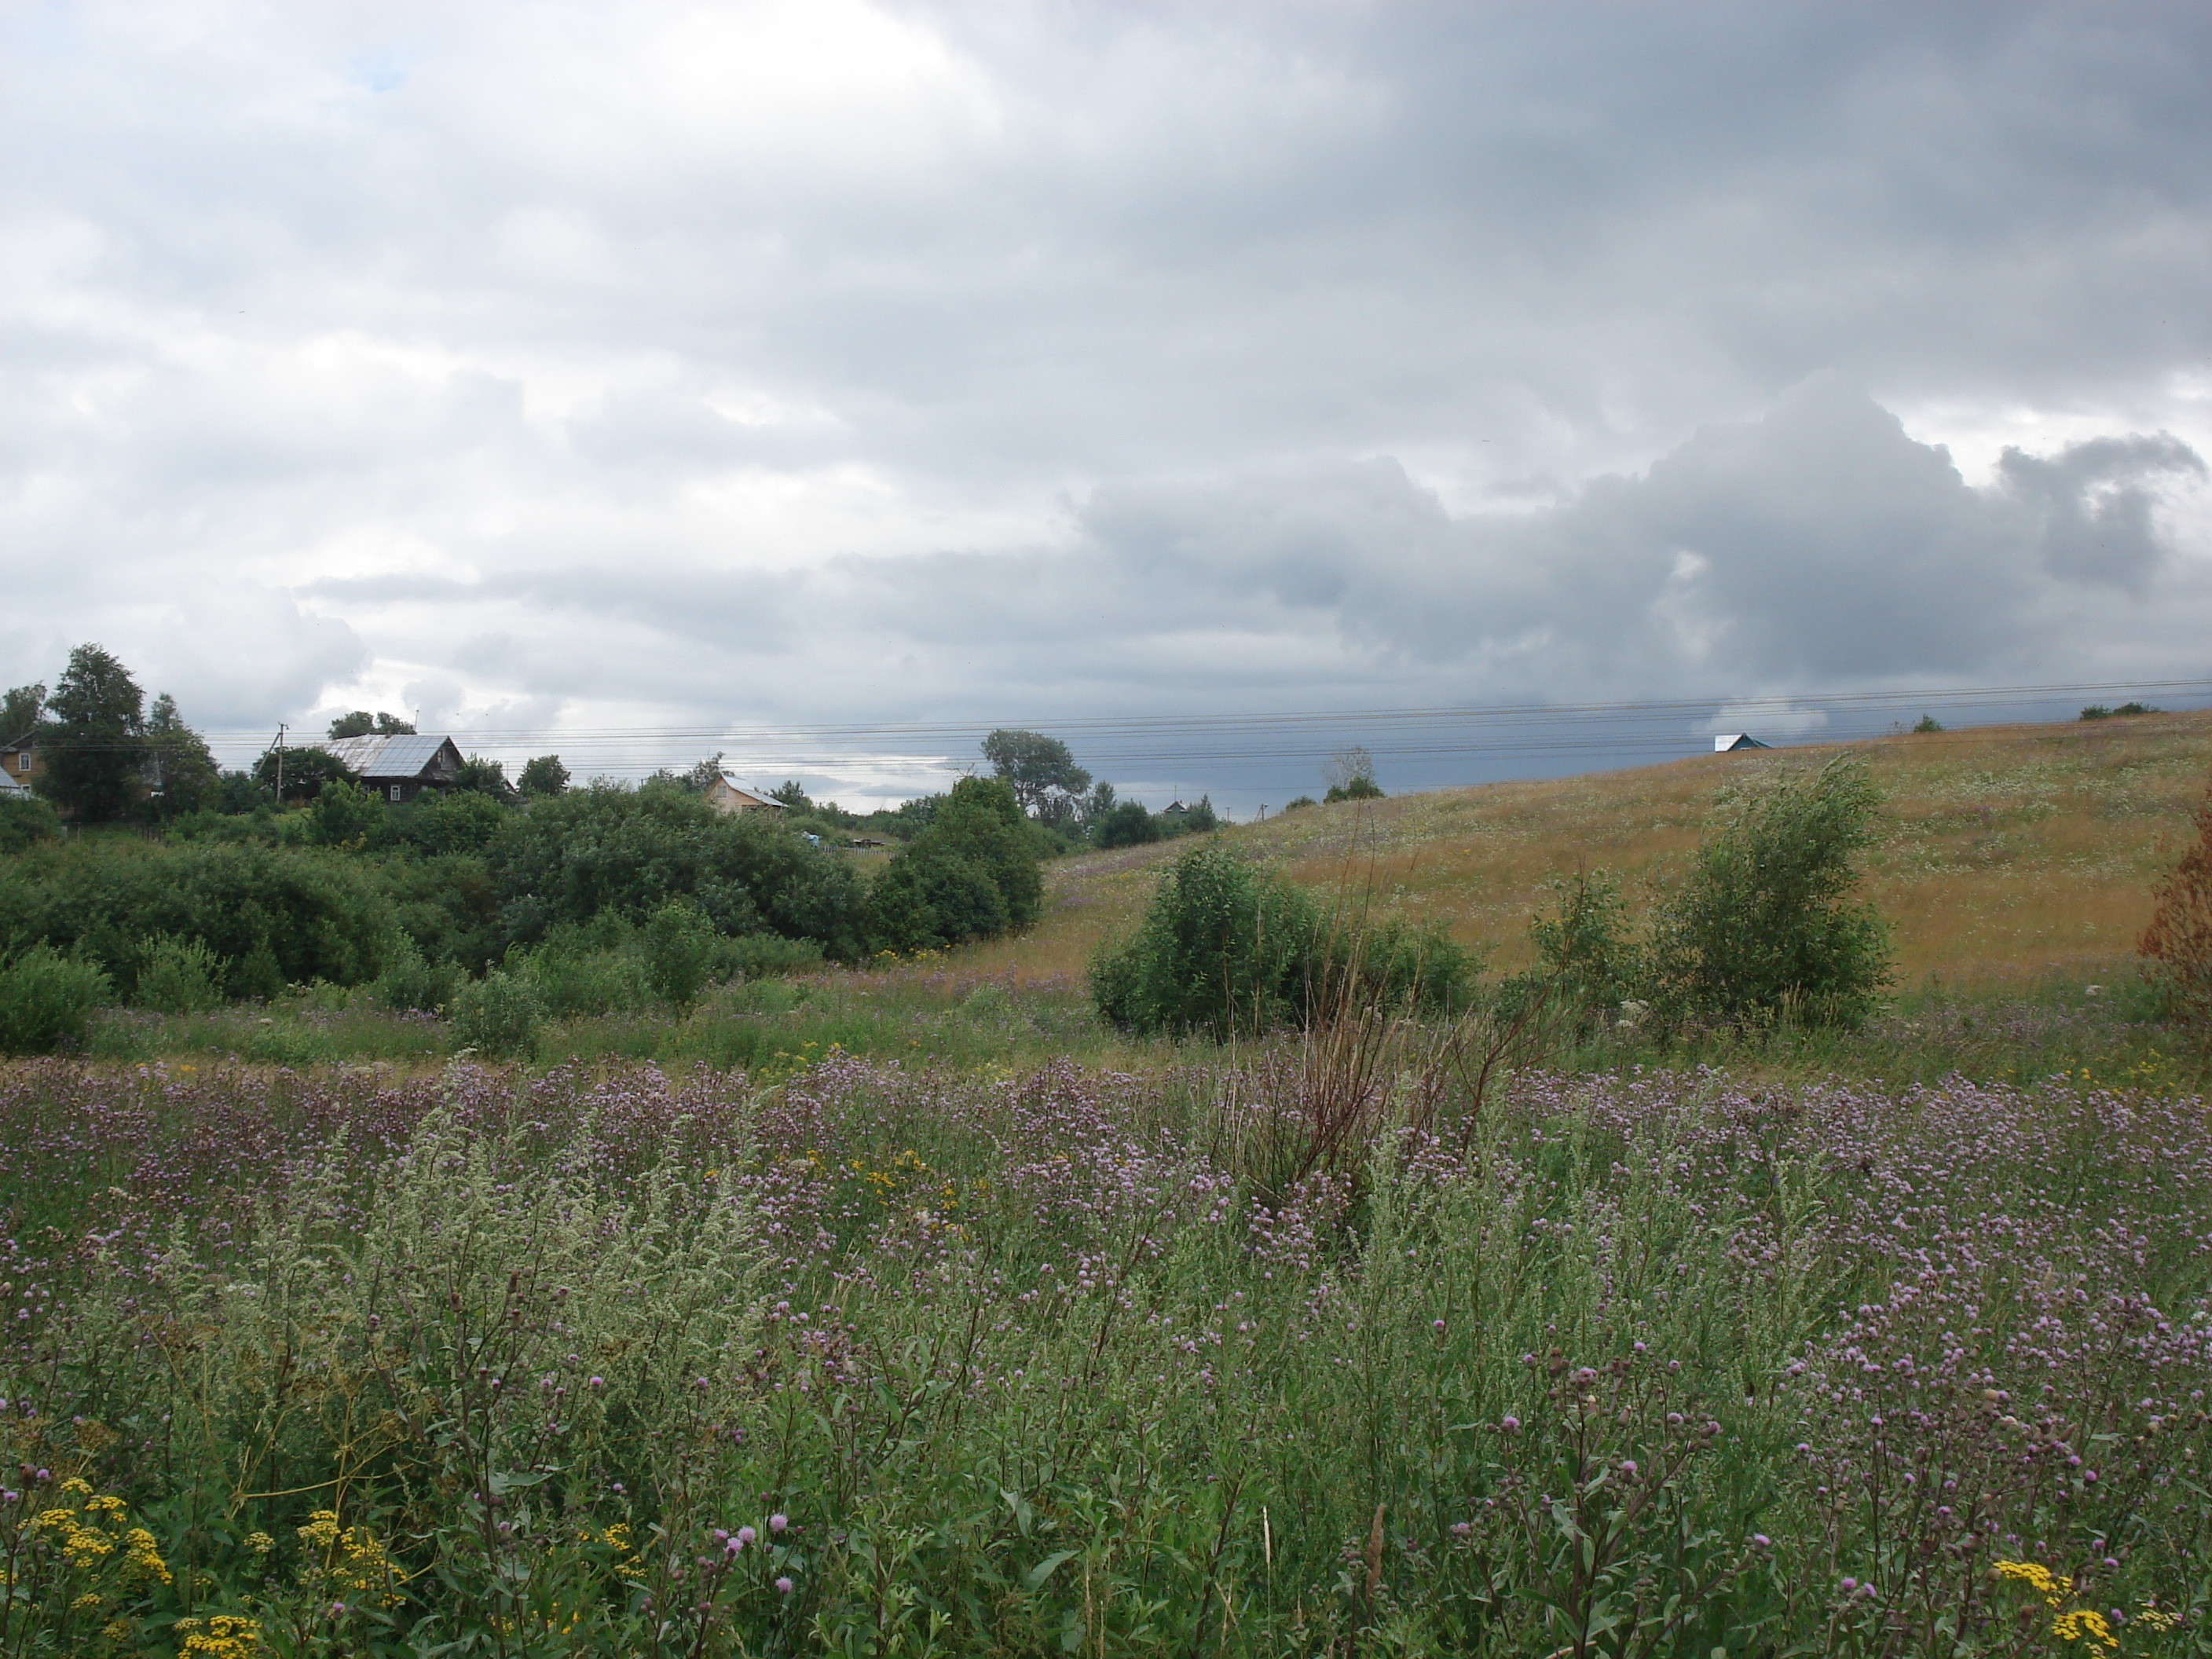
<box><xmin>967</xmin><ymin>709</ymin><xmax>2212</xmax><ymax>989</ymax></box>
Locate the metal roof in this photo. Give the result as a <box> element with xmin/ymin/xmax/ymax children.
<box><xmin>325</xmin><ymin>734</ymin><xmax>460</xmax><ymax>778</ymax></box>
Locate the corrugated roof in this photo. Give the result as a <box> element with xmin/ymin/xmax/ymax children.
<box><xmin>712</xmin><ymin>776</ymin><xmax>786</xmax><ymax>808</ymax></box>
<box><xmin>325</xmin><ymin>734</ymin><xmax>457</xmax><ymax>778</ymax></box>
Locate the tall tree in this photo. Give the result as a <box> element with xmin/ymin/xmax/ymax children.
<box><xmin>518</xmin><ymin>754</ymin><xmax>569</xmax><ymax>798</ymax></box>
<box><xmin>981</xmin><ymin>729</ymin><xmax>1091</xmax><ymax>820</ymax></box>
<box><xmin>328</xmin><ymin>710</ymin><xmax>417</xmax><ymax>739</ymax></box>
<box><xmin>451</xmin><ymin>754</ymin><xmax>518</xmax><ymax>803</ymax></box>
<box><xmin>2</xmin><ymin>683</ymin><xmax>45</xmax><ymax>741</ymax></box>
<box><xmin>35</xmin><ymin>644</ymin><xmax>146</xmax><ymax>821</ymax></box>
<box><xmin>145</xmin><ymin>692</ymin><xmax>220</xmax><ymax>818</ymax></box>
<box><xmin>252</xmin><ymin>743</ymin><xmax>352</xmax><ymax>804</ymax></box>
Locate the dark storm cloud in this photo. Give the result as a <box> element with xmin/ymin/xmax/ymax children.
<box><xmin>792</xmin><ymin>380</ymin><xmax>2206</xmax><ymax>708</ymax></box>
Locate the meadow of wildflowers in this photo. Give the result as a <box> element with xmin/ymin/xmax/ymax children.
<box><xmin>1</xmin><ymin>1048</ymin><xmax>2207</xmax><ymax>1656</ymax></box>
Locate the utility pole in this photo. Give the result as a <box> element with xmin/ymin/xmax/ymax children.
<box><xmin>275</xmin><ymin>723</ymin><xmax>287</xmax><ymax>803</ymax></box>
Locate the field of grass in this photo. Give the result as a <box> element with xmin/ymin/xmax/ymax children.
<box><xmin>3</xmin><ymin>713</ymin><xmax>2208</xmax><ymax>1655</ymax></box>
<box><xmin>965</xmin><ymin>711</ymin><xmax>2212</xmax><ymax>989</ymax></box>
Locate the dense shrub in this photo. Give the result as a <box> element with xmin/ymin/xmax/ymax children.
<box><xmin>0</xmin><ymin>793</ymin><xmax>60</xmax><ymax>852</ymax></box>
<box><xmin>302</xmin><ymin>776</ymin><xmax>386</xmax><ymax>849</ymax></box>
<box><xmin>1646</xmin><ymin>756</ymin><xmax>1892</xmax><ymax>1028</ymax></box>
<box><xmin>1093</xmin><ymin>841</ymin><xmax>1470</xmax><ymax>1038</ymax></box>
<box><xmin>0</xmin><ymin>944</ymin><xmax>109</xmax><ymax>1053</ymax></box>
<box><xmin>372</xmin><ymin>935</ymin><xmax>463</xmax><ymax>1013</ymax></box>
<box><xmin>641</xmin><ymin>898</ymin><xmax>719</xmax><ymax>1007</ymax></box>
<box><xmin>387</xmin><ymin>790</ymin><xmax>511</xmax><ymax>856</ymax></box>
<box><xmin>489</xmin><ymin>782</ymin><xmax>869</xmax><ymax>958</ymax></box>
<box><xmin>1092</xmin><ymin>800</ymin><xmax>1161</xmax><ymax>848</ymax></box>
<box><xmin>449</xmin><ymin>968</ymin><xmax>544</xmax><ymax>1057</ymax></box>
<box><xmin>4</xmin><ymin>840</ymin><xmax>397</xmax><ymax>996</ymax></box>
<box><xmin>1514</xmin><ymin>870</ymin><xmax>1643</xmax><ymax>1011</ymax></box>
<box><xmin>518</xmin><ymin>943</ymin><xmax>651</xmax><ymax>1020</ymax></box>
<box><xmin>1090</xmin><ymin>842</ymin><xmax>1322</xmax><ymax>1038</ymax></box>
<box><xmin>134</xmin><ymin>932</ymin><xmax>225</xmax><ymax>1014</ymax></box>
<box><xmin>866</xmin><ymin>778</ymin><xmax>1042</xmax><ymax>952</ymax></box>
<box><xmin>379</xmin><ymin>853</ymin><xmax>505</xmax><ymax>975</ymax></box>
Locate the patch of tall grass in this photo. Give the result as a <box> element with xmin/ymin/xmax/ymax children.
<box><xmin>2</xmin><ymin>1051</ymin><xmax>2206</xmax><ymax>1654</ymax></box>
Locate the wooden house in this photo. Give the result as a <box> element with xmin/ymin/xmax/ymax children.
<box><xmin>703</xmin><ymin>776</ymin><xmax>787</xmax><ymax>817</ymax></box>
<box><xmin>325</xmin><ymin>733</ymin><xmax>464</xmax><ymax>803</ymax></box>
<box><xmin>0</xmin><ymin>732</ymin><xmax>36</xmax><ymax>796</ymax></box>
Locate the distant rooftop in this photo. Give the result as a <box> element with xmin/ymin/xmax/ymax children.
<box><xmin>325</xmin><ymin>733</ymin><xmax>460</xmax><ymax>778</ymax></box>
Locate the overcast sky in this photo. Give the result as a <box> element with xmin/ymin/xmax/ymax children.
<box><xmin>4</xmin><ymin>1</ymin><xmax>2209</xmax><ymax>808</ymax></box>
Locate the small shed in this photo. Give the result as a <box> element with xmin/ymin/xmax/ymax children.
<box><xmin>1713</xmin><ymin>734</ymin><xmax>1771</xmax><ymax>753</ymax></box>
<box><xmin>326</xmin><ymin>734</ymin><xmax>464</xmax><ymax>803</ymax></box>
<box><xmin>703</xmin><ymin>776</ymin><xmax>787</xmax><ymax>817</ymax></box>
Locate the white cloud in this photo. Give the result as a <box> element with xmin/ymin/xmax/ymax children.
<box><xmin>3</xmin><ymin>1</ymin><xmax>2210</xmax><ymax>804</ymax></box>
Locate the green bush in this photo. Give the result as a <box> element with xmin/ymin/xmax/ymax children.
<box><xmin>1091</xmin><ymin>841</ymin><xmax>1323</xmax><ymax>1038</ymax></box>
<box><xmin>1647</xmin><ymin>756</ymin><xmax>1892</xmax><ymax>1029</ymax></box>
<box><xmin>302</xmin><ymin>776</ymin><xmax>386</xmax><ymax>849</ymax></box>
<box><xmin>0</xmin><ymin>944</ymin><xmax>110</xmax><ymax>1053</ymax></box>
<box><xmin>134</xmin><ymin>933</ymin><xmax>225</xmax><ymax>1014</ymax></box>
<box><xmin>1322</xmin><ymin>775</ymin><xmax>1384</xmax><ymax>803</ymax></box>
<box><xmin>449</xmin><ymin>969</ymin><xmax>544</xmax><ymax>1057</ymax></box>
<box><xmin>641</xmin><ymin>898</ymin><xmax>720</xmax><ymax>1007</ymax></box>
<box><xmin>1093</xmin><ymin>842</ymin><xmax>1472</xmax><ymax>1039</ymax></box>
<box><xmin>1092</xmin><ymin>800</ymin><xmax>1161</xmax><ymax>848</ymax></box>
<box><xmin>390</xmin><ymin>790</ymin><xmax>510</xmax><ymax>856</ymax></box>
<box><xmin>866</xmin><ymin>778</ymin><xmax>1042</xmax><ymax>951</ymax></box>
<box><xmin>373</xmin><ymin>934</ymin><xmax>463</xmax><ymax>1013</ymax></box>
<box><xmin>1524</xmin><ymin>870</ymin><xmax>1643</xmax><ymax>1007</ymax></box>
<box><xmin>515</xmin><ymin>942</ymin><xmax>650</xmax><ymax>1020</ymax></box>
<box><xmin>489</xmin><ymin>782</ymin><xmax>869</xmax><ymax>958</ymax></box>
<box><xmin>7</xmin><ymin>839</ymin><xmax>397</xmax><ymax>995</ymax></box>
<box><xmin>0</xmin><ymin>793</ymin><xmax>61</xmax><ymax>852</ymax></box>
<box><xmin>379</xmin><ymin>853</ymin><xmax>504</xmax><ymax>976</ymax></box>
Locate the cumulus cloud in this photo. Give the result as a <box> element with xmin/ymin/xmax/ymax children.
<box><xmin>2</xmin><ymin>1</ymin><xmax>2210</xmax><ymax>801</ymax></box>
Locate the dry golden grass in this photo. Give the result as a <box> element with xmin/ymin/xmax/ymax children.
<box><xmin>959</xmin><ymin>709</ymin><xmax>2212</xmax><ymax>990</ymax></box>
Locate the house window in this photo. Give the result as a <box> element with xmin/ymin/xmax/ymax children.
<box><xmin>390</xmin><ymin>784</ymin><xmax>403</xmax><ymax>802</ymax></box>
<box><xmin>14</xmin><ymin>753</ymin><xmax>27</xmax><ymax>773</ymax></box>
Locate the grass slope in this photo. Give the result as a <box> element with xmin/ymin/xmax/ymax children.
<box><xmin>969</xmin><ymin>710</ymin><xmax>2212</xmax><ymax>988</ymax></box>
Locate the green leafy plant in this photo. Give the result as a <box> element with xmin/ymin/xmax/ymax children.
<box><xmin>1646</xmin><ymin>756</ymin><xmax>1892</xmax><ymax>1029</ymax></box>
<box><xmin>373</xmin><ymin>933</ymin><xmax>463</xmax><ymax>1013</ymax></box>
<box><xmin>0</xmin><ymin>792</ymin><xmax>61</xmax><ymax>852</ymax></box>
<box><xmin>643</xmin><ymin>896</ymin><xmax>720</xmax><ymax>1007</ymax></box>
<box><xmin>0</xmin><ymin>943</ymin><xmax>110</xmax><ymax>1053</ymax></box>
<box><xmin>449</xmin><ymin>967</ymin><xmax>544</xmax><ymax>1057</ymax></box>
<box><xmin>867</xmin><ymin>778</ymin><xmax>1042</xmax><ymax>951</ymax></box>
<box><xmin>1090</xmin><ymin>840</ymin><xmax>1320</xmax><ymax>1038</ymax></box>
<box><xmin>133</xmin><ymin>932</ymin><xmax>225</xmax><ymax>1014</ymax></box>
